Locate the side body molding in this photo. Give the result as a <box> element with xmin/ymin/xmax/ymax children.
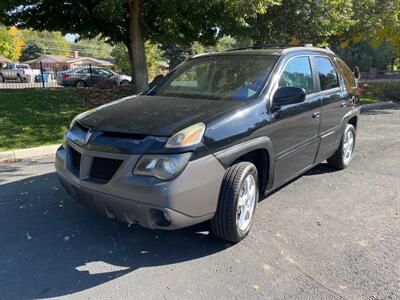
<box><xmin>213</xmin><ymin>136</ymin><xmax>275</xmax><ymax>190</ymax></box>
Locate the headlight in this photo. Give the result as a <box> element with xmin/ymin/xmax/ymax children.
<box><xmin>133</xmin><ymin>153</ymin><xmax>192</xmax><ymax>180</ymax></box>
<box><xmin>165</xmin><ymin>123</ymin><xmax>205</xmax><ymax>148</ymax></box>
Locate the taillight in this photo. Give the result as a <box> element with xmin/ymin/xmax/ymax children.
<box><xmin>356</xmin><ymin>81</ymin><xmax>362</xmax><ymax>97</ymax></box>
<box><xmin>63</xmin><ymin>74</ymin><xmax>72</xmax><ymax>79</ymax></box>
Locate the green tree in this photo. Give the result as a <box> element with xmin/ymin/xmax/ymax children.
<box><xmin>71</xmin><ymin>36</ymin><xmax>113</xmax><ymax>58</ymax></box>
<box><xmin>20</xmin><ymin>41</ymin><xmax>44</xmax><ymax>61</ymax></box>
<box><xmin>0</xmin><ymin>26</ymin><xmax>14</xmax><ymax>60</ymax></box>
<box><xmin>230</xmin><ymin>0</ymin><xmax>355</xmax><ymax>45</ymax></box>
<box><xmin>0</xmin><ymin>0</ymin><xmax>281</xmax><ymax>93</ymax></box>
<box><xmin>332</xmin><ymin>41</ymin><xmax>395</xmax><ymax>71</ymax></box>
<box><xmin>111</xmin><ymin>42</ymin><xmax>165</xmax><ymax>80</ymax></box>
<box><xmin>111</xmin><ymin>43</ymin><xmax>131</xmax><ymax>74</ymax></box>
<box><xmin>21</xmin><ymin>30</ymin><xmax>70</xmax><ymax>56</ymax></box>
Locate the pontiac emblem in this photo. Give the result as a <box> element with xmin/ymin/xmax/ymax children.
<box><xmin>84</xmin><ymin>128</ymin><xmax>93</xmax><ymax>145</ymax></box>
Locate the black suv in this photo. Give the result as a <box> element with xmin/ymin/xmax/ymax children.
<box><xmin>55</xmin><ymin>45</ymin><xmax>360</xmax><ymax>243</ymax></box>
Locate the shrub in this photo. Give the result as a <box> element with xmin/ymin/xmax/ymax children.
<box><xmin>361</xmin><ymin>80</ymin><xmax>400</xmax><ymax>102</ymax></box>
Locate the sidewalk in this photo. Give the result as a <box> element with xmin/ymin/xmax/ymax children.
<box><xmin>0</xmin><ymin>144</ymin><xmax>59</xmax><ymax>162</ymax></box>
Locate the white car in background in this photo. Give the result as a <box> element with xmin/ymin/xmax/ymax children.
<box><xmin>0</xmin><ymin>64</ymin><xmax>41</xmax><ymax>83</ymax></box>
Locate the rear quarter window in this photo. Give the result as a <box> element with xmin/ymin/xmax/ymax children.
<box><xmin>335</xmin><ymin>58</ymin><xmax>356</xmax><ymax>90</ymax></box>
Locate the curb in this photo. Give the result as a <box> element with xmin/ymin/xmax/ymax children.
<box><xmin>0</xmin><ymin>144</ymin><xmax>60</xmax><ymax>163</ymax></box>
<box><xmin>360</xmin><ymin>101</ymin><xmax>399</xmax><ymax>112</ymax></box>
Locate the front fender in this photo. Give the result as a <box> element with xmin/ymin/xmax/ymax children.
<box><xmin>213</xmin><ymin>136</ymin><xmax>274</xmax><ymax>190</ymax></box>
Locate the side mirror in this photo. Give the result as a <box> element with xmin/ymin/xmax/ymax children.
<box><xmin>272</xmin><ymin>87</ymin><xmax>306</xmax><ymax>111</ymax></box>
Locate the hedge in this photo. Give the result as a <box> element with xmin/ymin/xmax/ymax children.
<box><xmin>361</xmin><ymin>80</ymin><xmax>400</xmax><ymax>102</ymax></box>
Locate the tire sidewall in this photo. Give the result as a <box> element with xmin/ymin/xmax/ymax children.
<box><xmin>233</xmin><ymin>164</ymin><xmax>259</xmax><ymax>240</ymax></box>
<box><xmin>341</xmin><ymin>124</ymin><xmax>356</xmax><ymax>167</ymax></box>
<box><xmin>75</xmin><ymin>80</ymin><xmax>86</xmax><ymax>88</ymax></box>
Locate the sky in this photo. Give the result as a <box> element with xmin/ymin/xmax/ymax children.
<box><xmin>65</xmin><ymin>33</ymin><xmax>78</xmax><ymax>42</ymax></box>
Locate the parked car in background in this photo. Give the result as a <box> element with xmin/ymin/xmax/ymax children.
<box><xmin>0</xmin><ymin>64</ymin><xmax>41</xmax><ymax>82</ymax></box>
<box><xmin>57</xmin><ymin>67</ymin><xmax>132</xmax><ymax>87</ymax></box>
<box><xmin>56</xmin><ymin>45</ymin><xmax>360</xmax><ymax>243</ymax></box>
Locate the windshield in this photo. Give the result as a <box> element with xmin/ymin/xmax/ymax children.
<box><xmin>151</xmin><ymin>55</ymin><xmax>278</xmax><ymax>101</ymax></box>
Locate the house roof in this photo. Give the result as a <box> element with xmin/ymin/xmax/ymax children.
<box><xmin>0</xmin><ymin>55</ymin><xmax>12</xmax><ymax>63</ymax></box>
<box><xmin>23</xmin><ymin>55</ymin><xmax>114</xmax><ymax>66</ymax></box>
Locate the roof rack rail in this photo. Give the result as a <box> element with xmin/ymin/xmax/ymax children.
<box><xmin>227</xmin><ymin>43</ymin><xmax>314</xmax><ymax>52</ymax></box>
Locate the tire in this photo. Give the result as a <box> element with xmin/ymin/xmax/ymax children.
<box><xmin>210</xmin><ymin>162</ymin><xmax>259</xmax><ymax>243</ymax></box>
<box><xmin>75</xmin><ymin>80</ymin><xmax>86</xmax><ymax>88</ymax></box>
<box><xmin>120</xmin><ymin>80</ymin><xmax>130</xmax><ymax>86</ymax></box>
<box><xmin>327</xmin><ymin>124</ymin><xmax>356</xmax><ymax>170</ymax></box>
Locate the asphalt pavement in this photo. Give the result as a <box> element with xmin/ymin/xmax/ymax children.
<box><xmin>0</xmin><ymin>108</ymin><xmax>399</xmax><ymax>300</ymax></box>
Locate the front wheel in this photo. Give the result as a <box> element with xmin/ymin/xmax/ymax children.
<box><xmin>327</xmin><ymin>124</ymin><xmax>356</xmax><ymax>170</ymax></box>
<box><xmin>210</xmin><ymin>162</ymin><xmax>258</xmax><ymax>243</ymax></box>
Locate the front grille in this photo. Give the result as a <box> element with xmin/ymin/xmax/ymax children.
<box><xmin>90</xmin><ymin>157</ymin><xmax>123</xmax><ymax>183</ymax></box>
<box><xmin>69</xmin><ymin>147</ymin><xmax>81</xmax><ymax>175</ymax></box>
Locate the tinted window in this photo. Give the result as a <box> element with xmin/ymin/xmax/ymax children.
<box><xmin>77</xmin><ymin>68</ymin><xmax>89</xmax><ymax>74</ymax></box>
<box><xmin>151</xmin><ymin>55</ymin><xmax>278</xmax><ymax>101</ymax></box>
<box><xmin>314</xmin><ymin>57</ymin><xmax>339</xmax><ymax>91</ymax></box>
<box><xmin>279</xmin><ymin>57</ymin><xmax>313</xmax><ymax>94</ymax></box>
<box><xmin>335</xmin><ymin>58</ymin><xmax>356</xmax><ymax>90</ymax></box>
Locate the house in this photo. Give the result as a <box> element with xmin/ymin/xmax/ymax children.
<box><xmin>23</xmin><ymin>51</ymin><xmax>116</xmax><ymax>71</ymax></box>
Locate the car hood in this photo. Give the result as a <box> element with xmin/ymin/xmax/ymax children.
<box><xmin>77</xmin><ymin>95</ymin><xmax>244</xmax><ymax>136</ymax></box>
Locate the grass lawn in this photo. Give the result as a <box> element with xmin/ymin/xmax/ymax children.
<box><xmin>0</xmin><ymin>88</ymin><xmax>89</xmax><ymax>151</ymax></box>
<box><xmin>360</xmin><ymin>96</ymin><xmax>380</xmax><ymax>105</ymax></box>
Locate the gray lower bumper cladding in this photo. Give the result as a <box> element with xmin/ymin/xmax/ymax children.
<box><xmin>55</xmin><ymin>141</ymin><xmax>225</xmax><ymax>230</ymax></box>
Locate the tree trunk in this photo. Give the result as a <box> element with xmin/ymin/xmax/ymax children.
<box><xmin>127</xmin><ymin>0</ymin><xmax>148</xmax><ymax>93</ymax></box>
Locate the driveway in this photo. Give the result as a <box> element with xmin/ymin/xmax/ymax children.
<box><xmin>1</xmin><ymin>109</ymin><xmax>399</xmax><ymax>300</ymax></box>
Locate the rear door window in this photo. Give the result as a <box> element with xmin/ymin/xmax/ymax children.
<box><xmin>279</xmin><ymin>56</ymin><xmax>314</xmax><ymax>94</ymax></box>
<box><xmin>314</xmin><ymin>57</ymin><xmax>340</xmax><ymax>91</ymax></box>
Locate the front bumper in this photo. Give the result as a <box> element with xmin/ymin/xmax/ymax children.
<box><xmin>55</xmin><ymin>141</ymin><xmax>225</xmax><ymax>230</ymax></box>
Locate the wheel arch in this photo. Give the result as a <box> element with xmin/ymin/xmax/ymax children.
<box><xmin>213</xmin><ymin>137</ymin><xmax>274</xmax><ymax>194</ymax></box>
<box><xmin>348</xmin><ymin>115</ymin><xmax>358</xmax><ymax>130</ymax></box>
<box><xmin>339</xmin><ymin>108</ymin><xmax>360</xmax><ymax>133</ymax></box>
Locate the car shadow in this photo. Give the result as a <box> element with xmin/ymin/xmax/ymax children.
<box><xmin>0</xmin><ymin>172</ymin><xmax>229</xmax><ymax>299</ymax></box>
<box><xmin>260</xmin><ymin>163</ymin><xmax>337</xmax><ymax>201</ymax></box>
<box><xmin>304</xmin><ymin>163</ymin><xmax>337</xmax><ymax>176</ymax></box>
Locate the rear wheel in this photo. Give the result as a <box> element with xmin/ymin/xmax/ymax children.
<box><xmin>210</xmin><ymin>162</ymin><xmax>258</xmax><ymax>243</ymax></box>
<box><xmin>75</xmin><ymin>80</ymin><xmax>86</xmax><ymax>88</ymax></box>
<box><xmin>327</xmin><ymin>124</ymin><xmax>356</xmax><ymax>170</ymax></box>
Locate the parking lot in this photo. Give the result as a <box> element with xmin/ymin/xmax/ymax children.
<box><xmin>0</xmin><ymin>109</ymin><xmax>399</xmax><ymax>300</ymax></box>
